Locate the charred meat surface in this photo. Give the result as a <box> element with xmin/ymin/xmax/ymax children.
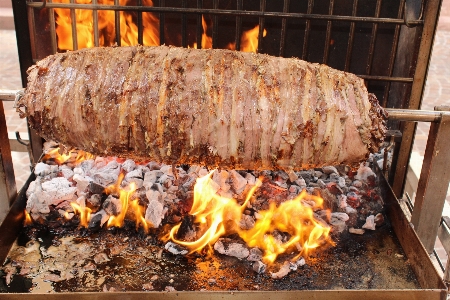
<box><xmin>19</xmin><ymin>46</ymin><xmax>387</xmax><ymax>170</ymax></box>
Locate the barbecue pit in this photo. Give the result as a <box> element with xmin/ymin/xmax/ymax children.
<box><xmin>1</xmin><ymin>0</ymin><xmax>450</xmax><ymax>299</ymax></box>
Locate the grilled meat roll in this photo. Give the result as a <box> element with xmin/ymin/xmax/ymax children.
<box><xmin>18</xmin><ymin>45</ymin><xmax>387</xmax><ymax>170</ymax></box>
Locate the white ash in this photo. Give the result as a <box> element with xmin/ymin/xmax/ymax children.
<box><xmin>59</xmin><ymin>165</ymin><xmax>74</xmax><ymax>179</ymax></box>
<box><xmin>349</xmin><ymin>228</ymin><xmax>365</xmax><ymax>235</ymax></box>
<box><xmin>103</xmin><ymin>195</ymin><xmax>122</xmax><ymax>216</ymax></box>
<box><xmin>270</xmin><ymin>261</ymin><xmax>291</xmax><ymax>279</ymax></box>
<box><xmin>214</xmin><ymin>239</ymin><xmax>249</xmax><ymax>259</ymax></box>
<box><xmin>252</xmin><ymin>261</ymin><xmax>266</xmax><ymax>274</ymax></box>
<box><xmin>142</xmin><ymin>283</ymin><xmax>154</xmax><ymax>290</ymax></box>
<box><xmin>145</xmin><ymin>200</ymin><xmax>165</xmax><ymax>228</ymax></box>
<box><xmin>245</xmin><ymin>173</ymin><xmax>256</xmax><ymax>186</ymax></box>
<box><xmin>289</xmin><ymin>257</ymin><xmax>306</xmax><ymax>271</ymax></box>
<box><xmin>330</xmin><ymin>212</ymin><xmax>349</xmax><ymax>233</ymax></box>
<box><xmin>90</xmin><ymin>160</ymin><xmax>121</xmax><ymax>186</ymax></box>
<box><xmin>165</xmin><ymin>286</ymin><xmax>176</xmax><ymax>292</ymax></box>
<box><xmin>165</xmin><ymin>241</ymin><xmax>188</xmax><ymax>255</ymax></box>
<box><xmin>212</xmin><ymin>170</ymin><xmax>231</xmax><ymax>192</ymax></box>
<box><xmin>247</xmin><ymin>248</ymin><xmax>263</xmax><ymax>261</ymax></box>
<box><xmin>88</xmin><ymin>194</ymin><xmax>102</xmax><ymax>207</ymax></box>
<box><xmin>338</xmin><ymin>195</ymin><xmax>348</xmax><ymax>209</ymax></box>
<box><xmin>73</xmin><ymin>174</ymin><xmax>93</xmax><ymax>193</ymax></box>
<box><xmin>34</xmin><ymin>162</ymin><xmax>58</xmax><ymax>177</ymax></box>
<box><xmin>124</xmin><ymin>169</ymin><xmax>144</xmax><ymax>188</ymax></box>
<box><xmin>322</xmin><ymin>166</ymin><xmax>338</xmax><ymax>175</ymax></box>
<box><xmin>355</xmin><ymin>163</ymin><xmax>376</xmax><ymax>181</ymax></box>
<box><xmin>121</xmin><ymin>159</ymin><xmax>136</xmax><ymax>173</ymax></box>
<box><xmin>362</xmin><ymin>215</ymin><xmax>376</xmax><ymax>230</ymax></box>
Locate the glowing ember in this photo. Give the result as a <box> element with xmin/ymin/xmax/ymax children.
<box><xmin>167</xmin><ymin>171</ymin><xmax>333</xmax><ymax>264</ymax></box>
<box><xmin>23</xmin><ymin>210</ymin><xmax>33</xmax><ymax>226</ymax></box>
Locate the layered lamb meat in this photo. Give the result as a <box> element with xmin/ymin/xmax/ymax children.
<box><xmin>18</xmin><ymin>45</ymin><xmax>387</xmax><ymax>170</ymax></box>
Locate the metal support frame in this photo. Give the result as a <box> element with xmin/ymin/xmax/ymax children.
<box><xmin>0</xmin><ymin>100</ymin><xmax>17</xmax><ymax>225</ymax></box>
<box><xmin>410</xmin><ymin>107</ymin><xmax>450</xmax><ymax>254</ymax></box>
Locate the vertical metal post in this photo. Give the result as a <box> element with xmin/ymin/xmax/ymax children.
<box><xmin>0</xmin><ymin>101</ymin><xmax>17</xmax><ymax>224</ymax></box>
<box><xmin>411</xmin><ymin>108</ymin><xmax>450</xmax><ymax>254</ymax></box>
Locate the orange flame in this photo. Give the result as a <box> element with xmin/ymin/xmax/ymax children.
<box><xmin>227</xmin><ymin>25</ymin><xmax>267</xmax><ymax>53</ymax></box>
<box><xmin>129</xmin><ymin>199</ymin><xmax>149</xmax><ymax>233</ymax></box>
<box><xmin>54</xmin><ymin>0</ymin><xmax>159</xmax><ymax>51</ymax></box>
<box><xmin>24</xmin><ymin>210</ymin><xmax>33</xmax><ymax>226</ymax></box>
<box><xmin>191</xmin><ymin>16</ymin><xmax>212</xmax><ymax>49</ymax></box>
<box><xmin>70</xmin><ymin>202</ymin><xmax>92</xmax><ymax>227</ymax></box>
<box><xmin>43</xmin><ymin>147</ymin><xmax>94</xmax><ymax>165</ymax></box>
<box><xmin>168</xmin><ymin>171</ymin><xmax>333</xmax><ymax>264</ymax></box>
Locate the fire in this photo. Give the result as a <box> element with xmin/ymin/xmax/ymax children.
<box><xmin>24</xmin><ymin>210</ymin><xmax>33</xmax><ymax>226</ymax></box>
<box><xmin>54</xmin><ymin>0</ymin><xmax>159</xmax><ymax>50</ymax></box>
<box><xmin>70</xmin><ymin>202</ymin><xmax>92</xmax><ymax>227</ymax></box>
<box><xmin>53</xmin><ymin>2</ymin><xmax>265</xmax><ymax>53</ymax></box>
<box><xmin>43</xmin><ymin>147</ymin><xmax>94</xmax><ymax>165</ymax></box>
<box><xmin>227</xmin><ymin>25</ymin><xmax>267</xmax><ymax>53</ymax></box>
<box><xmin>168</xmin><ymin>171</ymin><xmax>333</xmax><ymax>264</ymax></box>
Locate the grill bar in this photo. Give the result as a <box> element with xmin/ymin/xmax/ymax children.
<box><xmin>235</xmin><ymin>0</ymin><xmax>243</xmax><ymax>51</ymax></box>
<box><xmin>212</xmin><ymin>0</ymin><xmax>219</xmax><ymax>48</ymax></box>
<box><xmin>159</xmin><ymin>0</ymin><xmax>165</xmax><ymax>45</ymax></box>
<box><xmin>196</xmin><ymin>0</ymin><xmax>203</xmax><ymax>49</ymax></box>
<box><xmin>48</xmin><ymin>0</ymin><xmax>57</xmax><ymax>53</ymax></box>
<box><xmin>278</xmin><ymin>0</ymin><xmax>289</xmax><ymax>57</ymax></box>
<box><xmin>93</xmin><ymin>0</ymin><xmax>99</xmax><ymax>47</ymax></box>
<box><xmin>137</xmin><ymin>0</ymin><xmax>143</xmax><ymax>45</ymax></box>
<box><xmin>114</xmin><ymin>0</ymin><xmax>121</xmax><ymax>46</ymax></box>
<box><xmin>365</xmin><ymin>0</ymin><xmax>382</xmax><ymax>76</ymax></box>
<box><xmin>26</xmin><ymin>2</ymin><xmax>423</xmax><ymax>26</ymax></box>
<box><xmin>382</xmin><ymin>0</ymin><xmax>406</xmax><ymax>107</ymax></box>
<box><xmin>257</xmin><ymin>0</ymin><xmax>266</xmax><ymax>54</ymax></box>
<box><xmin>69</xmin><ymin>0</ymin><xmax>78</xmax><ymax>50</ymax></box>
<box><xmin>323</xmin><ymin>0</ymin><xmax>334</xmax><ymax>64</ymax></box>
<box><xmin>301</xmin><ymin>0</ymin><xmax>314</xmax><ymax>60</ymax></box>
<box><xmin>344</xmin><ymin>0</ymin><xmax>358</xmax><ymax>71</ymax></box>
<box><xmin>181</xmin><ymin>0</ymin><xmax>187</xmax><ymax>48</ymax></box>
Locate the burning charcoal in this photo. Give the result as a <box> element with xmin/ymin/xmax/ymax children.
<box><xmin>88</xmin><ymin>194</ymin><xmax>102</xmax><ymax>208</ymax></box>
<box><xmin>146</xmin><ymin>189</ymin><xmax>162</xmax><ymax>203</ymax></box>
<box><xmin>287</xmin><ymin>170</ymin><xmax>298</xmax><ymax>182</ymax></box>
<box><xmin>294</xmin><ymin>177</ymin><xmax>307</xmax><ymax>189</ymax></box>
<box><xmin>91</xmin><ymin>160</ymin><xmax>120</xmax><ymax>186</ymax></box>
<box><xmin>326</xmin><ymin>182</ymin><xmax>343</xmax><ymax>195</ymax></box>
<box><xmin>142</xmin><ymin>283</ymin><xmax>154</xmax><ymax>291</ymax></box>
<box><xmin>362</xmin><ymin>215</ymin><xmax>376</xmax><ymax>230</ymax></box>
<box><xmin>143</xmin><ymin>170</ymin><xmax>163</xmax><ymax>190</ymax></box>
<box><xmin>89</xmin><ymin>210</ymin><xmax>109</xmax><ymax>230</ymax></box>
<box><xmin>125</xmin><ymin>169</ymin><xmax>144</xmax><ymax>188</ymax></box>
<box><xmin>330</xmin><ymin>212</ymin><xmax>349</xmax><ymax>233</ymax></box>
<box><xmin>322</xmin><ymin>166</ymin><xmax>338</xmax><ymax>175</ymax></box>
<box><xmin>214</xmin><ymin>239</ymin><xmax>249</xmax><ymax>259</ymax></box>
<box><xmin>375</xmin><ymin>213</ymin><xmax>385</xmax><ymax>226</ymax></box>
<box><xmin>252</xmin><ymin>261</ymin><xmax>267</xmax><ymax>274</ymax></box>
<box><xmin>270</xmin><ymin>261</ymin><xmax>291</xmax><ymax>279</ymax></box>
<box><xmin>213</xmin><ymin>170</ymin><xmax>231</xmax><ymax>192</ymax></box>
<box><xmin>345</xmin><ymin>206</ymin><xmax>358</xmax><ymax>227</ymax></box>
<box><xmin>320</xmin><ymin>188</ymin><xmax>338</xmax><ymax>211</ymax></box>
<box><xmin>145</xmin><ymin>200</ymin><xmax>165</xmax><ymax>228</ymax></box>
<box><xmin>59</xmin><ymin>165</ymin><xmax>74</xmax><ymax>179</ymax></box>
<box><xmin>218</xmin><ymin>190</ymin><xmax>233</xmax><ymax>199</ymax></box>
<box><xmin>165</xmin><ymin>286</ymin><xmax>176</xmax><ymax>292</ymax></box>
<box><xmin>34</xmin><ymin>177</ymin><xmax>78</xmax><ymax>207</ymax></box>
<box><xmin>239</xmin><ymin>214</ymin><xmax>255</xmax><ymax>230</ymax></box>
<box><xmin>316</xmin><ymin>210</ymin><xmax>331</xmax><ymax>223</ymax></box>
<box><xmin>103</xmin><ymin>195</ymin><xmax>122</xmax><ymax>216</ymax></box>
<box><xmin>352</xmin><ymin>180</ymin><xmax>363</xmax><ymax>188</ymax></box>
<box><xmin>121</xmin><ymin>159</ymin><xmax>136</xmax><ymax>172</ymax></box>
<box><xmin>346</xmin><ymin>192</ymin><xmax>361</xmax><ymax>208</ymax></box>
<box><xmin>337</xmin><ymin>177</ymin><xmax>346</xmax><ymax>188</ymax></box>
<box><xmin>73</xmin><ymin>174</ymin><xmax>93</xmax><ymax>193</ymax></box>
<box><xmin>355</xmin><ymin>163</ymin><xmax>376</xmax><ymax>181</ymax></box>
<box><xmin>34</xmin><ymin>162</ymin><xmax>58</xmax><ymax>177</ymax></box>
<box><xmin>338</xmin><ymin>195</ymin><xmax>348</xmax><ymax>209</ymax></box>
<box><xmin>160</xmin><ymin>164</ymin><xmax>174</xmax><ymax>177</ymax></box>
<box><xmin>230</xmin><ymin>170</ymin><xmax>247</xmax><ymax>194</ymax></box>
<box><xmin>317</xmin><ymin>179</ymin><xmax>326</xmax><ymax>189</ymax></box>
<box><xmin>176</xmin><ymin>215</ymin><xmax>196</xmax><ymax>241</ymax></box>
<box><xmin>94</xmin><ymin>252</ymin><xmax>110</xmax><ymax>264</ymax></box>
<box><xmin>349</xmin><ymin>227</ymin><xmax>365</xmax><ymax>235</ymax></box>
<box><xmin>247</xmin><ymin>248</ymin><xmax>263</xmax><ymax>261</ymax></box>
<box><xmin>165</xmin><ymin>241</ymin><xmax>188</xmax><ymax>255</ymax></box>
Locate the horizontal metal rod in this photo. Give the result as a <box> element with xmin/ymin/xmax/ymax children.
<box><xmin>0</xmin><ymin>89</ymin><xmax>23</xmax><ymax>101</ymax></box>
<box><xmin>357</xmin><ymin>75</ymin><xmax>413</xmax><ymax>82</ymax></box>
<box><xmin>385</xmin><ymin>108</ymin><xmax>443</xmax><ymax>122</ymax></box>
<box><xmin>27</xmin><ymin>2</ymin><xmax>423</xmax><ymax>26</ymax></box>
